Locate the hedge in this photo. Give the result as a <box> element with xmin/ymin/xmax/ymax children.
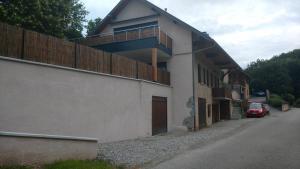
<box><xmin>295</xmin><ymin>98</ymin><xmax>300</xmax><ymax>108</ymax></box>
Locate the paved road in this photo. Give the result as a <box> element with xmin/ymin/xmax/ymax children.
<box><xmin>152</xmin><ymin>108</ymin><xmax>300</xmax><ymax>169</ymax></box>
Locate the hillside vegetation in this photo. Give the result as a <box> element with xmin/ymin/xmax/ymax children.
<box><xmin>245</xmin><ymin>49</ymin><xmax>300</xmax><ymax>106</ymax></box>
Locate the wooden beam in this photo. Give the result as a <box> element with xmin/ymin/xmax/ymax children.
<box><xmin>152</xmin><ymin>48</ymin><xmax>158</xmax><ymax>81</ymax></box>
<box><xmin>206</xmin><ymin>53</ymin><xmax>218</xmax><ymax>58</ymax></box>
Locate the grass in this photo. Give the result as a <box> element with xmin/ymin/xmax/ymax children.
<box><xmin>0</xmin><ymin>160</ymin><xmax>123</xmax><ymax>169</ymax></box>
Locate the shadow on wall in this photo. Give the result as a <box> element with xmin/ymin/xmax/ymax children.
<box><xmin>183</xmin><ymin>96</ymin><xmax>194</xmax><ymax>130</ymax></box>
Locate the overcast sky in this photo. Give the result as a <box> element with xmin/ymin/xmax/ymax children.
<box><xmin>82</xmin><ymin>0</ymin><xmax>300</xmax><ymax>68</ymax></box>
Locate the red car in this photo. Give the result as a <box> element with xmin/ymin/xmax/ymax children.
<box><xmin>246</xmin><ymin>102</ymin><xmax>269</xmax><ymax>118</ymax></box>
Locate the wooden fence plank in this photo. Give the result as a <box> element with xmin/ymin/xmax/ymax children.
<box><xmin>137</xmin><ymin>61</ymin><xmax>153</xmax><ymax>81</ymax></box>
<box><xmin>0</xmin><ymin>22</ymin><xmax>8</xmax><ymax>57</ymax></box>
<box><xmin>0</xmin><ymin>22</ymin><xmax>23</xmax><ymax>58</ymax></box>
<box><xmin>112</xmin><ymin>54</ymin><xmax>137</xmax><ymax>78</ymax></box>
<box><xmin>103</xmin><ymin>51</ymin><xmax>111</xmax><ymax>74</ymax></box>
<box><xmin>0</xmin><ymin>22</ymin><xmax>170</xmax><ymax>85</ymax></box>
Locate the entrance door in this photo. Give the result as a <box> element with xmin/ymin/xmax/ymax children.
<box><xmin>220</xmin><ymin>100</ymin><xmax>230</xmax><ymax>120</ymax></box>
<box><xmin>198</xmin><ymin>98</ymin><xmax>206</xmax><ymax>128</ymax></box>
<box><xmin>212</xmin><ymin>104</ymin><xmax>219</xmax><ymax>123</ymax></box>
<box><xmin>152</xmin><ymin>96</ymin><xmax>167</xmax><ymax>135</ymax></box>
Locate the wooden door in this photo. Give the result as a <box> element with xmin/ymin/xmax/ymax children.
<box><xmin>220</xmin><ymin>100</ymin><xmax>230</xmax><ymax>120</ymax></box>
<box><xmin>152</xmin><ymin>96</ymin><xmax>167</xmax><ymax>135</ymax></box>
<box><xmin>212</xmin><ymin>104</ymin><xmax>219</xmax><ymax>123</ymax></box>
<box><xmin>198</xmin><ymin>98</ymin><xmax>206</xmax><ymax>128</ymax></box>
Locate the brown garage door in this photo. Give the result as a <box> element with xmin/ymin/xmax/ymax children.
<box><xmin>198</xmin><ymin>98</ymin><xmax>206</xmax><ymax>128</ymax></box>
<box><xmin>212</xmin><ymin>103</ymin><xmax>219</xmax><ymax>123</ymax></box>
<box><xmin>152</xmin><ymin>96</ymin><xmax>167</xmax><ymax>135</ymax></box>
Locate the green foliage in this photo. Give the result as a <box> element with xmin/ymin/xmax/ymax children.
<box><xmin>269</xmin><ymin>97</ymin><xmax>283</xmax><ymax>108</ymax></box>
<box><xmin>44</xmin><ymin>160</ymin><xmax>122</xmax><ymax>169</ymax></box>
<box><xmin>0</xmin><ymin>0</ymin><xmax>88</xmax><ymax>39</ymax></box>
<box><xmin>295</xmin><ymin>98</ymin><xmax>300</xmax><ymax>108</ymax></box>
<box><xmin>0</xmin><ymin>160</ymin><xmax>123</xmax><ymax>169</ymax></box>
<box><xmin>86</xmin><ymin>17</ymin><xmax>102</xmax><ymax>36</ymax></box>
<box><xmin>270</xmin><ymin>94</ymin><xmax>281</xmax><ymax>99</ymax></box>
<box><xmin>245</xmin><ymin>49</ymin><xmax>300</xmax><ymax>98</ymax></box>
<box><xmin>282</xmin><ymin>93</ymin><xmax>295</xmax><ymax>105</ymax></box>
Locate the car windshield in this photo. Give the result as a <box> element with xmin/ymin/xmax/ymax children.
<box><xmin>249</xmin><ymin>103</ymin><xmax>262</xmax><ymax>109</ymax></box>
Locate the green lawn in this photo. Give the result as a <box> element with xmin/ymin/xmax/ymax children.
<box><xmin>0</xmin><ymin>160</ymin><xmax>123</xmax><ymax>169</ymax></box>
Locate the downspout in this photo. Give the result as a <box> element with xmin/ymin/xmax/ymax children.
<box><xmin>192</xmin><ymin>43</ymin><xmax>216</xmax><ymax>131</ymax></box>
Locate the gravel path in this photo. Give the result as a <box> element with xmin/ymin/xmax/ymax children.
<box><xmin>97</xmin><ymin>118</ymin><xmax>258</xmax><ymax>168</ymax></box>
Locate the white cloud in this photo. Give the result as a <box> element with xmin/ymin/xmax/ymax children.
<box><xmin>81</xmin><ymin>0</ymin><xmax>300</xmax><ymax>68</ymax></box>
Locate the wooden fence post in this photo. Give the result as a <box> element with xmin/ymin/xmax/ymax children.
<box><xmin>21</xmin><ymin>29</ymin><xmax>25</xmax><ymax>59</ymax></box>
<box><xmin>152</xmin><ymin>48</ymin><xmax>158</xmax><ymax>81</ymax></box>
<box><xmin>74</xmin><ymin>42</ymin><xmax>77</xmax><ymax>68</ymax></box>
<box><xmin>110</xmin><ymin>53</ymin><xmax>112</xmax><ymax>74</ymax></box>
<box><xmin>136</xmin><ymin>61</ymin><xmax>139</xmax><ymax>79</ymax></box>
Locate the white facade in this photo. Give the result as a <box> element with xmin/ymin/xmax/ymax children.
<box><xmin>99</xmin><ymin>0</ymin><xmax>195</xmax><ymax>129</ymax></box>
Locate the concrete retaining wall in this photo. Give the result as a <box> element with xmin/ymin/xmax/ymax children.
<box><xmin>0</xmin><ymin>56</ymin><xmax>173</xmax><ymax>164</ymax></box>
<box><xmin>282</xmin><ymin>103</ymin><xmax>289</xmax><ymax>112</ymax></box>
<box><xmin>0</xmin><ymin>57</ymin><xmax>172</xmax><ymax>144</ymax></box>
<box><xmin>0</xmin><ymin>132</ymin><xmax>97</xmax><ymax>165</ymax></box>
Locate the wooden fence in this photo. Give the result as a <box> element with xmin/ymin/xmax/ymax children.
<box><xmin>0</xmin><ymin>22</ymin><xmax>170</xmax><ymax>85</ymax></box>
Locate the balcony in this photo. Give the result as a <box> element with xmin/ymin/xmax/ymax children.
<box><xmin>212</xmin><ymin>87</ymin><xmax>232</xmax><ymax>100</ymax></box>
<box><xmin>79</xmin><ymin>25</ymin><xmax>173</xmax><ymax>56</ymax></box>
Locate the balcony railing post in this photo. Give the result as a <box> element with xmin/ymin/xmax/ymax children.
<box><xmin>158</xmin><ymin>27</ymin><xmax>161</xmax><ymax>44</ymax></box>
<box><xmin>166</xmin><ymin>32</ymin><xmax>168</xmax><ymax>48</ymax></box>
<box><xmin>139</xmin><ymin>29</ymin><xmax>141</xmax><ymax>39</ymax></box>
<box><xmin>126</xmin><ymin>31</ymin><xmax>128</xmax><ymax>41</ymax></box>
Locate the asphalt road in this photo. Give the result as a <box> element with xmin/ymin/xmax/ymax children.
<box><xmin>152</xmin><ymin>108</ymin><xmax>300</xmax><ymax>169</ymax></box>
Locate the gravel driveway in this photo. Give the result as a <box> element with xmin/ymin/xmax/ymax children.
<box><xmin>97</xmin><ymin>118</ymin><xmax>259</xmax><ymax>168</ymax></box>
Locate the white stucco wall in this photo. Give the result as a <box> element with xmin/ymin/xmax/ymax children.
<box><xmin>159</xmin><ymin>15</ymin><xmax>194</xmax><ymax>128</ymax></box>
<box><xmin>114</xmin><ymin>0</ymin><xmax>156</xmax><ymax>22</ymax></box>
<box><xmin>101</xmin><ymin>0</ymin><xmax>158</xmax><ymax>34</ymax></box>
<box><xmin>99</xmin><ymin>0</ymin><xmax>195</xmax><ymax>129</ymax></box>
<box><xmin>0</xmin><ymin>58</ymin><xmax>172</xmax><ymax>143</ymax></box>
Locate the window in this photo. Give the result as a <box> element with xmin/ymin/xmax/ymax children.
<box><xmin>206</xmin><ymin>70</ymin><xmax>209</xmax><ymax>86</ymax></box>
<box><xmin>214</xmin><ymin>76</ymin><xmax>218</xmax><ymax>88</ymax></box>
<box><xmin>210</xmin><ymin>73</ymin><xmax>213</xmax><ymax>88</ymax></box>
<box><xmin>203</xmin><ymin>68</ymin><xmax>206</xmax><ymax>85</ymax></box>
<box><xmin>114</xmin><ymin>21</ymin><xmax>158</xmax><ymax>32</ymax></box>
<box><xmin>198</xmin><ymin>64</ymin><xmax>202</xmax><ymax>83</ymax></box>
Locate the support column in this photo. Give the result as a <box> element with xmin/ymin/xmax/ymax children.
<box><xmin>152</xmin><ymin>48</ymin><xmax>158</xmax><ymax>81</ymax></box>
<box><xmin>194</xmin><ymin>97</ymin><xmax>199</xmax><ymax>130</ymax></box>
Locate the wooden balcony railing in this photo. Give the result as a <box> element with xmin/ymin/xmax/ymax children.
<box><xmin>157</xmin><ymin>69</ymin><xmax>171</xmax><ymax>85</ymax></box>
<box><xmin>0</xmin><ymin>22</ymin><xmax>171</xmax><ymax>86</ymax></box>
<box><xmin>212</xmin><ymin>87</ymin><xmax>232</xmax><ymax>99</ymax></box>
<box><xmin>79</xmin><ymin>25</ymin><xmax>173</xmax><ymax>51</ymax></box>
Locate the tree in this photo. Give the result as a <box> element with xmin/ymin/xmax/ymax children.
<box><xmin>86</xmin><ymin>17</ymin><xmax>102</xmax><ymax>36</ymax></box>
<box><xmin>0</xmin><ymin>0</ymin><xmax>88</xmax><ymax>39</ymax></box>
<box><xmin>245</xmin><ymin>49</ymin><xmax>300</xmax><ymax>98</ymax></box>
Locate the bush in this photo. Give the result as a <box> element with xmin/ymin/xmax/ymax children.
<box><xmin>269</xmin><ymin>97</ymin><xmax>283</xmax><ymax>108</ymax></box>
<box><xmin>0</xmin><ymin>160</ymin><xmax>122</xmax><ymax>169</ymax></box>
<box><xmin>270</xmin><ymin>94</ymin><xmax>281</xmax><ymax>99</ymax></box>
<box><xmin>295</xmin><ymin>98</ymin><xmax>300</xmax><ymax>108</ymax></box>
<box><xmin>43</xmin><ymin>160</ymin><xmax>122</xmax><ymax>169</ymax></box>
<box><xmin>282</xmin><ymin>93</ymin><xmax>295</xmax><ymax>105</ymax></box>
